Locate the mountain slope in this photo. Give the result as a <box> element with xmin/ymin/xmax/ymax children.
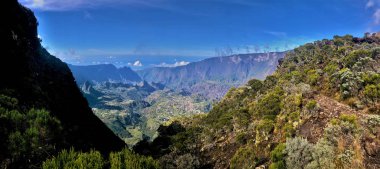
<box><xmin>134</xmin><ymin>34</ymin><xmax>380</xmax><ymax>169</ymax></box>
<box><xmin>69</xmin><ymin>64</ymin><xmax>142</xmax><ymax>85</ymax></box>
<box><xmin>138</xmin><ymin>52</ymin><xmax>285</xmax><ymax>99</ymax></box>
<box><xmin>0</xmin><ymin>0</ymin><xmax>125</xmax><ymax>167</ymax></box>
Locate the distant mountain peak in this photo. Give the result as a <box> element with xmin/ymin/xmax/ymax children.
<box><xmin>69</xmin><ymin>64</ymin><xmax>142</xmax><ymax>85</ymax></box>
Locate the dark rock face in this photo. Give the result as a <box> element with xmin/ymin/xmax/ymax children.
<box><xmin>0</xmin><ymin>0</ymin><xmax>125</xmax><ymax>154</ymax></box>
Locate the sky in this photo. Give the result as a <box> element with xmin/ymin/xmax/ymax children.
<box><xmin>19</xmin><ymin>0</ymin><xmax>380</xmax><ymax>69</ymax></box>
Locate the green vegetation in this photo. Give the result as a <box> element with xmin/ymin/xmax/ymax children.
<box><xmin>42</xmin><ymin>148</ymin><xmax>159</xmax><ymax>169</ymax></box>
<box><xmin>230</xmin><ymin>146</ymin><xmax>259</xmax><ymax>169</ymax></box>
<box><xmin>42</xmin><ymin>149</ymin><xmax>105</xmax><ymax>169</ymax></box>
<box><xmin>0</xmin><ymin>95</ymin><xmax>63</xmax><ymax>168</ymax></box>
<box><xmin>285</xmin><ymin>137</ymin><xmax>313</xmax><ymax>169</ymax></box>
<box><xmin>88</xmin><ymin>83</ymin><xmax>212</xmax><ymax>146</ymax></box>
<box><xmin>136</xmin><ymin>34</ymin><xmax>380</xmax><ymax>168</ymax></box>
<box><xmin>109</xmin><ymin>148</ymin><xmax>159</xmax><ymax>169</ymax></box>
<box><xmin>269</xmin><ymin>143</ymin><xmax>286</xmax><ymax>169</ymax></box>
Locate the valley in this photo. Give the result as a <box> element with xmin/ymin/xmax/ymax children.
<box><xmin>69</xmin><ymin>52</ymin><xmax>284</xmax><ymax>146</ymax></box>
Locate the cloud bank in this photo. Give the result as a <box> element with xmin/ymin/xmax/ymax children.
<box><xmin>19</xmin><ymin>0</ymin><xmax>164</xmax><ymax>11</ymax></box>
<box><xmin>154</xmin><ymin>61</ymin><xmax>190</xmax><ymax>67</ymax></box>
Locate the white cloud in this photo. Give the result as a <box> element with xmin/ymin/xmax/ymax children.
<box><xmin>374</xmin><ymin>9</ymin><xmax>380</xmax><ymax>25</ymax></box>
<box><xmin>19</xmin><ymin>0</ymin><xmax>177</xmax><ymax>11</ymax></box>
<box><xmin>128</xmin><ymin>60</ymin><xmax>143</xmax><ymax>67</ymax></box>
<box><xmin>154</xmin><ymin>61</ymin><xmax>190</xmax><ymax>67</ymax></box>
<box><xmin>367</xmin><ymin>0</ymin><xmax>375</xmax><ymax>8</ymax></box>
<box><xmin>364</xmin><ymin>0</ymin><xmax>380</xmax><ymax>26</ymax></box>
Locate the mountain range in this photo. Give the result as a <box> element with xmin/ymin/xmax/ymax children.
<box><xmin>68</xmin><ymin>52</ymin><xmax>285</xmax><ymax>146</ymax></box>
<box><xmin>69</xmin><ymin>64</ymin><xmax>142</xmax><ymax>85</ymax></box>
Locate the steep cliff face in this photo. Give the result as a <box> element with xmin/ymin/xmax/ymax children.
<box><xmin>138</xmin><ymin>52</ymin><xmax>285</xmax><ymax>100</ymax></box>
<box><xmin>138</xmin><ymin>52</ymin><xmax>285</xmax><ymax>86</ymax></box>
<box><xmin>0</xmin><ymin>0</ymin><xmax>125</xmax><ymax>154</ymax></box>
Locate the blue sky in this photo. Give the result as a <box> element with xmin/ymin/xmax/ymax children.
<box><xmin>19</xmin><ymin>0</ymin><xmax>380</xmax><ymax>67</ymax></box>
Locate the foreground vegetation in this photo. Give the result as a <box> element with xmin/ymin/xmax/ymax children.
<box><xmin>42</xmin><ymin>148</ymin><xmax>159</xmax><ymax>169</ymax></box>
<box><xmin>134</xmin><ymin>33</ymin><xmax>380</xmax><ymax>168</ymax></box>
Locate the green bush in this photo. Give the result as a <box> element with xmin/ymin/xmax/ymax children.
<box><xmin>247</xmin><ymin>79</ymin><xmax>263</xmax><ymax>92</ymax></box>
<box><xmin>253</xmin><ymin>88</ymin><xmax>284</xmax><ymax>120</ymax></box>
<box><xmin>109</xmin><ymin>148</ymin><xmax>160</xmax><ymax>169</ymax></box>
<box><xmin>0</xmin><ymin>106</ymin><xmax>62</xmax><ymax>168</ymax></box>
<box><xmin>288</xmin><ymin>111</ymin><xmax>300</xmax><ymax>121</ymax></box>
<box><xmin>285</xmin><ymin>137</ymin><xmax>313</xmax><ymax>169</ymax></box>
<box><xmin>283</xmin><ymin>123</ymin><xmax>295</xmax><ymax>137</ymax></box>
<box><xmin>324</xmin><ymin>62</ymin><xmax>339</xmax><ymax>76</ymax></box>
<box><xmin>270</xmin><ymin>143</ymin><xmax>286</xmax><ymax>163</ymax></box>
<box><xmin>306</xmin><ymin>139</ymin><xmax>335</xmax><ymax>169</ymax></box>
<box><xmin>364</xmin><ymin>114</ymin><xmax>380</xmax><ymax>133</ymax></box>
<box><xmin>269</xmin><ymin>161</ymin><xmax>286</xmax><ymax>169</ymax></box>
<box><xmin>343</xmin><ymin>50</ymin><xmax>371</xmax><ymax>68</ymax></box>
<box><xmin>364</xmin><ymin>84</ymin><xmax>380</xmax><ymax>103</ymax></box>
<box><xmin>256</xmin><ymin>119</ymin><xmax>275</xmax><ymax>134</ymax></box>
<box><xmin>230</xmin><ymin>146</ymin><xmax>258</xmax><ymax>169</ymax></box>
<box><xmin>339</xmin><ymin>114</ymin><xmax>358</xmax><ymax>128</ymax></box>
<box><xmin>42</xmin><ymin>149</ymin><xmax>105</xmax><ymax>169</ymax></box>
<box><xmin>306</xmin><ymin>69</ymin><xmax>319</xmax><ymax>85</ymax></box>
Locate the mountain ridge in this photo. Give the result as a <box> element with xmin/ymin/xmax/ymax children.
<box><xmin>0</xmin><ymin>1</ymin><xmax>125</xmax><ymax>167</ymax></box>
<box><xmin>69</xmin><ymin>64</ymin><xmax>142</xmax><ymax>85</ymax></box>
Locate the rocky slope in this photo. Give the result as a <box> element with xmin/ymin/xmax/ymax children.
<box><xmin>135</xmin><ymin>34</ymin><xmax>380</xmax><ymax>169</ymax></box>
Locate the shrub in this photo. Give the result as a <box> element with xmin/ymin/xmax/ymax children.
<box><xmin>253</xmin><ymin>88</ymin><xmax>284</xmax><ymax>120</ymax></box>
<box><xmin>342</xmin><ymin>50</ymin><xmax>371</xmax><ymax>68</ymax></box>
<box><xmin>269</xmin><ymin>161</ymin><xmax>285</xmax><ymax>169</ymax></box>
<box><xmin>363</xmin><ymin>114</ymin><xmax>380</xmax><ymax>133</ymax></box>
<box><xmin>230</xmin><ymin>146</ymin><xmax>258</xmax><ymax>169</ymax></box>
<box><xmin>362</xmin><ymin>72</ymin><xmax>380</xmax><ymax>85</ymax></box>
<box><xmin>0</xmin><ymin>107</ymin><xmax>62</xmax><ymax>168</ymax></box>
<box><xmin>174</xmin><ymin>153</ymin><xmax>200</xmax><ymax>169</ymax></box>
<box><xmin>256</xmin><ymin>119</ymin><xmax>274</xmax><ymax>134</ymax></box>
<box><xmin>285</xmin><ymin>137</ymin><xmax>313</xmax><ymax>169</ymax></box>
<box><xmin>288</xmin><ymin>111</ymin><xmax>300</xmax><ymax>121</ymax></box>
<box><xmin>109</xmin><ymin>148</ymin><xmax>160</xmax><ymax>169</ymax></box>
<box><xmin>306</xmin><ymin>100</ymin><xmax>317</xmax><ymax>110</ymax></box>
<box><xmin>305</xmin><ymin>100</ymin><xmax>319</xmax><ymax>115</ymax></box>
<box><xmin>364</xmin><ymin>84</ymin><xmax>380</xmax><ymax>103</ymax></box>
<box><xmin>335</xmin><ymin>68</ymin><xmax>361</xmax><ymax>99</ymax></box>
<box><xmin>324</xmin><ymin>62</ymin><xmax>339</xmax><ymax>76</ymax></box>
<box><xmin>324</xmin><ymin>114</ymin><xmax>359</xmax><ymax>145</ymax></box>
<box><xmin>270</xmin><ymin>143</ymin><xmax>286</xmax><ymax>169</ymax></box>
<box><xmin>306</xmin><ymin>139</ymin><xmax>335</xmax><ymax>169</ymax></box>
<box><xmin>283</xmin><ymin>123</ymin><xmax>295</xmax><ymax>137</ymax></box>
<box><xmin>247</xmin><ymin>79</ymin><xmax>263</xmax><ymax>92</ymax></box>
<box><xmin>306</xmin><ymin>69</ymin><xmax>319</xmax><ymax>85</ymax></box>
<box><xmin>339</xmin><ymin>114</ymin><xmax>358</xmax><ymax>129</ymax></box>
<box><xmin>42</xmin><ymin>149</ymin><xmax>104</xmax><ymax>169</ymax></box>
<box><xmin>291</xmin><ymin>71</ymin><xmax>302</xmax><ymax>83</ymax></box>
